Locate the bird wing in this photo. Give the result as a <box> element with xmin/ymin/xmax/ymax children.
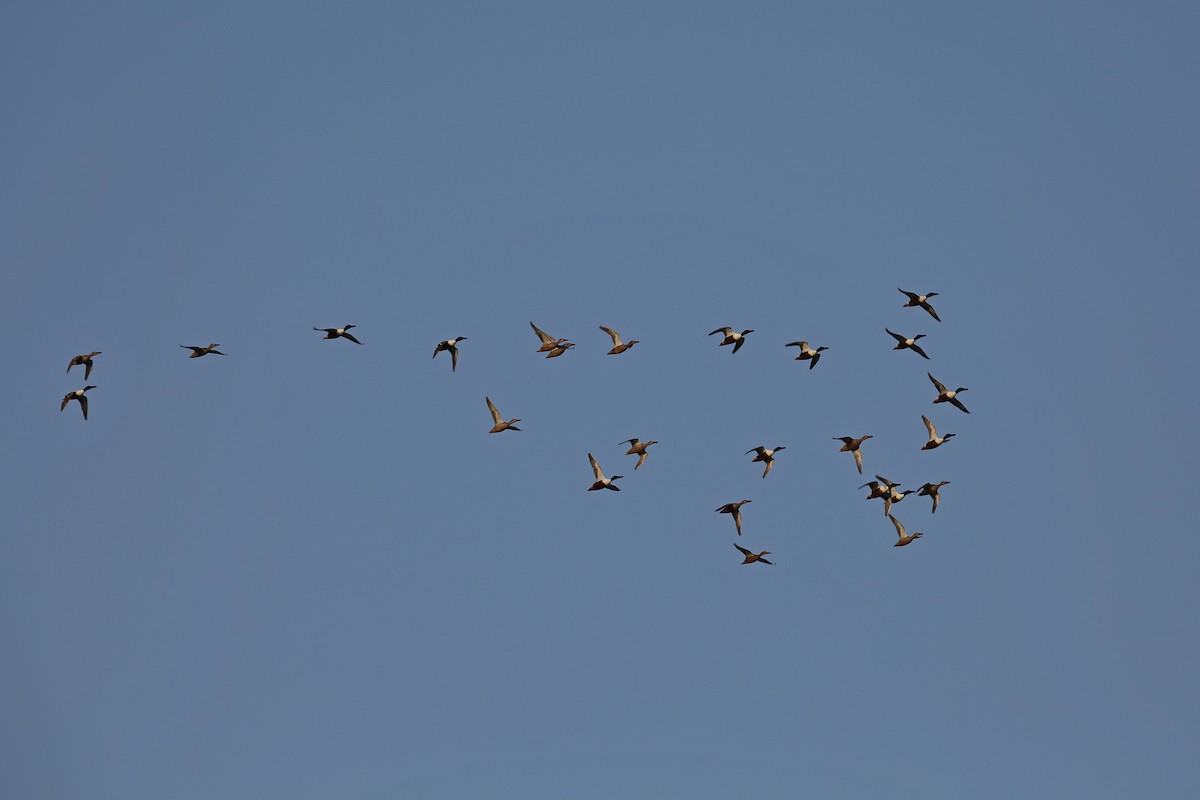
<box><xmin>853</xmin><ymin>449</ymin><xmax>863</xmax><ymax>474</ymax></box>
<box><xmin>886</xmin><ymin>328</ymin><xmax>905</xmax><ymax>343</ymax></box>
<box><xmin>928</xmin><ymin>372</ymin><xmax>947</xmax><ymax>393</ymax></box>
<box><xmin>599</xmin><ymin>325</ymin><xmax>621</xmax><ymax>346</ymax></box>
<box><xmin>762</xmin><ymin>460</ymin><xmax>774</xmax><ymax>478</ymax></box>
<box><xmin>60</xmin><ymin>396</ymin><xmax>69</xmax><ymax>411</ymax></box>
<box><xmin>889</xmin><ymin>515</ymin><xmax>906</xmax><ymax>539</ymax></box>
<box><xmin>588</xmin><ymin>453</ymin><xmax>604</xmax><ymax>481</ymax></box>
<box><xmin>923</xmin><ymin>415</ymin><xmax>936</xmax><ymax>438</ymax></box>
<box><xmin>950</xmin><ymin>397</ymin><xmax>970</xmax><ymax>414</ymax></box>
<box><xmin>530</xmin><ymin>321</ymin><xmax>554</xmax><ymax>345</ymax></box>
<box><xmin>341</xmin><ymin>332</ymin><xmax>363</xmax><ymax>344</ymax></box>
<box><xmin>79</xmin><ymin>395</ymin><xmax>88</xmax><ymax>420</ymax></box>
<box><xmin>786</xmin><ymin>341</ymin><xmax>808</xmax><ymax>349</ymax></box>
<box><xmin>486</xmin><ymin>397</ymin><xmax>502</xmax><ymax>425</ymax></box>
<box><xmin>758</xmin><ymin>556</ymin><xmax>774</xmax><ymax>565</ymax></box>
<box><xmin>922</xmin><ymin>301</ymin><xmax>942</xmax><ymax>322</ymax></box>
<box><xmin>635</xmin><ymin>452</ymin><xmax>648</xmax><ymax>470</ymax></box>
<box><xmin>735</xmin><ymin>543</ymin><xmax>752</xmax><ymax>556</ymax></box>
<box><xmin>809</xmin><ymin>353</ymin><xmax>820</xmax><ymax>369</ymax></box>
<box><xmin>709</xmin><ymin>327</ymin><xmax>733</xmax><ymax>337</ymax></box>
<box><xmin>84</xmin><ymin>361</ymin><xmax>93</xmax><ymax>379</ymax></box>
<box><xmin>732</xmin><ymin>337</ymin><xmax>746</xmax><ymax>353</ymax></box>
<box><xmin>899</xmin><ymin>288</ymin><xmax>919</xmax><ymax>302</ymax></box>
<box><xmin>733</xmin><ymin>509</ymin><xmax>743</xmax><ymax>536</ymax></box>
<box><xmin>910</xmin><ymin>343</ymin><xmax>930</xmax><ymax>359</ymax></box>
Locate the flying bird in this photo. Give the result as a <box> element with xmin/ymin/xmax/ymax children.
<box><xmin>716</xmin><ymin>499</ymin><xmax>752</xmax><ymax>536</ymax></box>
<box><xmin>888</xmin><ymin>514</ymin><xmax>923</xmax><ymax>547</ymax></box>
<box><xmin>921</xmin><ymin>415</ymin><xmax>955</xmax><ymax>450</ymax></box>
<box><xmin>60</xmin><ymin>386</ymin><xmax>96</xmax><ymax>420</ymax></box>
<box><xmin>621</xmin><ymin>438</ymin><xmax>658</xmax><ymax>470</ymax></box>
<box><xmin>746</xmin><ymin>445</ymin><xmax>785</xmax><ymax>478</ymax></box>
<box><xmin>433</xmin><ymin>337</ymin><xmax>467</xmax><ymax>372</ymax></box>
<box><xmin>314</xmin><ymin>325</ymin><xmax>363</xmax><ymax>344</ymax></box>
<box><xmin>917</xmin><ymin>481</ymin><xmax>951</xmax><ymax>514</ymax></box>
<box><xmin>181</xmin><ymin>343</ymin><xmax>225</xmax><ymax>358</ymax></box>
<box><xmin>67</xmin><ymin>351</ymin><xmax>101</xmax><ymax>380</ymax></box>
<box><xmin>785</xmin><ymin>340</ymin><xmax>827</xmax><ymax>369</ymax></box>
<box><xmin>833</xmin><ymin>435</ymin><xmax>874</xmax><ymax>474</ymax></box>
<box><xmin>709</xmin><ymin>327</ymin><xmax>753</xmax><ymax>354</ymax></box>
<box><xmin>587</xmin><ymin>453</ymin><xmax>622</xmax><ymax>491</ymax></box>
<box><xmin>735</xmin><ymin>543</ymin><xmax>773</xmax><ymax>565</ymax></box>
<box><xmin>530</xmin><ymin>322</ymin><xmax>568</xmax><ymax>353</ymax></box>
<box><xmin>485</xmin><ymin>397</ymin><xmax>521</xmax><ymax>433</ymax></box>
<box><xmin>899</xmin><ymin>288</ymin><xmax>941</xmax><ymax>322</ymax></box>
<box><xmin>928</xmin><ymin>372</ymin><xmax>970</xmax><ymax>413</ymax></box>
<box><xmin>545</xmin><ymin>341</ymin><xmax>575</xmax><ymax>359</ymax></box>
<box><xmin>886</xmin><ymin>328</ymin><xmax>930</xmax><ymax>359</ymax></box>
<box><xmin>599</xmin><ymin>326</ymin><xmax>639</xmax><ymax>355</ymax></box>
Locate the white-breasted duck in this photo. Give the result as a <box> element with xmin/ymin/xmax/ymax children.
<box><xmin>716</xmin><ymin>499</ymin><xmax>752</xmax><ymax>536</ymax></box>
<box><xmin>921</xmin><ymin>415</ymin><xmax>955</xmax><ymax>450</ymax></box>
<box><xmin>709</xmin><ymin>327</ymin><xmax>753</xmax><ymax>354</ymax></box>
<box><xmin>587</xmin><ymin>453</ymin><xmax>622</xmax><ymax>491</ymax></box>
<box><xmin>833</xmin><ymin>435</ymin><xmax>874</xmax><ymax>474</ymax></box>
<box><xmin>599</xmin><ymin>326</ymin><xmax>639</xmax><ymax>355</ymax></box>
<box><xmin>314</xmin><ymin>325</ymin><xmax>363</xmax><ymax>344</ymax></box>
<box><xmin>928</xmin><ymin>372</ymin><xmax>970</xmax><ymax>413</ymax></box>
<box><xmin>433</xmin><ymin>337</ymin><xmax>467</xmax><ymax>372</ymax></box>
<box><xmin>886</xmin><ymin>328</ymin><xmax>930</xmax><ymax>359</ymax></box>
<box><xmin>486</xmin><ymin>396</ymin><xmax>521</xmax><ymax>433</ymax></box>
<box><xmin>735</xmin><ymin>543</ymin><xmax>773</xmax><ymax>565</ymax></box>
<box><xmin>67</xmin><ymin>352</ymin><xmax>101</xmax><ymax>380</ymax></box>
<box><xmin>621</xmin><ymin>438</ymin><xmax>658</xmax><ymax>470</ymax></box>
<box><xmin>898</xmin><ymin>288</ymin><xmax>941</xmax><ymax>322</ymax></box>
<box><xmin>888</xmin><ymin>514</ymin><xmax>923</xmax><ymax>547</ymax></box>
<box><xmin>181</xmin><ymin>343</ymin><xmax>225</xmax><ymax>358</ymax></box>
<box><xmin>785</xmin><ymin>340</ymin><xmax>827</xmax><ymax>369</ymax></box>
<box><xmin>60</xmin><ymin>386</ymin><xmax>96</xmax><ymax>420</ymax></box>
<box><xmin>746</xmin><ymin>445</ymin><xmax>785</xmax><ymax>478</ymax></box>
<box><xmin>917</xmin><ymin>481</ymin><xmax>951</xmax><ymax>513</ymax></box>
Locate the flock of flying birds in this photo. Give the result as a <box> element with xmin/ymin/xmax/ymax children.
<box><xmin>59</xmin><ymin>289</ymin><xmax>967</xmax><ymax>560</ymax></box>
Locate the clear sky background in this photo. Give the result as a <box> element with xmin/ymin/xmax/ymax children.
<box><xmin>2</xmin><ymin>1</ymin><xmax>1197</xmax><ymax>797</ymax></box>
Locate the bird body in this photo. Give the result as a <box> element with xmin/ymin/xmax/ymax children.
<box><xmin>716</xmin><ymin>499</ymin><xmax>752</xmax><ymax>536</ymax></box>
<box><xmin>886</xmin><ymin>328</ymin><xmax>930</xmax><ymax>359</ymax></box>
<box><xmin>928</xmin><ymin>372</ymin><xmax>970</xmax><ymax>413</ymax></box>
<box><xmin>587</xmin><ymin>453</ymin><xmax>622</xmax><ymax>491</ymax></box>
<box><xmin>735</xmin><ymin>543</ymin><xmax>773</xmax><ymax>565</ymax></box>
<box><xmin>785</xmin><ymin>341</ymin><xmax>827</xmax><ymax>369</ymax></box>
<box><xmin>314</xmin><ymin>325</ymin><xmax>363</xmax><ymax>344</ymax></box>
<box><xmin>621</xmin><ymin>438</ymin><xmax>658</xmax><ymax>470</ymax></box>
<box><xmin>67</xmin><ymin>351</ymin><xmax>101</xmax><ymax>380</ymax></box>
<box><xmin>599</xmin><ymin>326</ymin><xmax>639</xmax><ymax>355</ymax></box>
<box><xmin>709</xmin><ymin>327</ymin><xmax>753</xmax><ymax>354</ymax></box>
<box><xmin>181</xmin><ymin>343</ymin><xmax>225</xmax><ymax>357</ymax></box>
<box><xmin>486</xmin><ymin>396</ymin><xmax>521</xmax><ymax>433</ymax></box>
<box><xmin>433</xmin><ymin>337</ymin><xmax>467</xmax><ymax>372</ymax></box>
<box><xmin>60</xmin><ymin>386</ymin><xmax>96</xmax><ymax>420</ymax></box>
<box><xmin>899</xmin><ymin>288</ymin><xmax>941</xmax><ymax>322</ymax></box>
<box><xmin>746</xmin><ymin>445</ymin><xmax>785</xmax><ymax>478</ymax></box>
<box><xmin>921</xmin><ymin>415</ymin><xmax>955</xmax><ymax>450</ymax></box>
<box><xmin>889</xmin><ymin>514</ymin><xmax>923</xmax><ymax>547</ymax></box>
<box><xmin>834</xmin><ymin>435</ymin><xmax>873</xmax><ymax>474</ymax></box>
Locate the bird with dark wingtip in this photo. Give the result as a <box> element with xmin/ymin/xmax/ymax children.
<box><xmin>314</xmin><ymin>325</ymin><xmax>362</xmax><ymax>344</ymax></box>
<box><xmin>67</xmin><ymin>351</ymin><xmax>101</xmax><ymax>380</ymax></box>
<box><xmin>61</xmin><ymin>386</ymin><xmax>96</xmax><ymax>420</ymax></box>
<box><xmin>898</xmin><ymin>288</ymin><xmax>941</xmax><ymax>322</ymax></box>
<box><xmin>785</xmin><ymin>340</ymin><xmax>827</xmax><ymax>369</ymax></box>
<box><xmin>735</xmin><ymin>543</ymin><xmax>773</xmax><ymax>564</ymax></box>
<box><xmin>886</xmin><ymin>328</ymin><xmax>930</xmax><ymax>359</ymax></box>
<box><xmin>833</xmin><ymin>435</ymin><xmax>873</xmax><ymax>474</ymax></box>
<box><xmin>716</xmin><ymin>499</ymin><xmax>752</xmax><ymax>536</ymax></box>
<box><xmin>433</xmin><ymin>337</ymin><xmax>467</xmax><ymax>372</ymax></box>
<box><xmin>709</xmin><ymin>326</ymin><xmax>753</xmax><ymax>354</ymax></box>
<box><xmin>928</xmin><ymin>372</ymin><xmax>969</xmax><ymax>413</ymax></box>
<box><xmin>746</xmin><ymin>445</ymin><xmax>785</xmax><ymax>478</ymax></box>
<box><xmin>486</xmin><ymin>397</ymin><xmax>521</xmax><ymax>433</ymax></box>
<box><xmin>587</xmin><ymin>453</ymin><xmax>622</xmax><ymax>491</ymax></box>
<box><xmin>181</xmin><ymin>343</ymin><xmax>225</xmax><ymax>358</ymax></box>
<box><xmin>620</xmin><ymin>438</ymin><xmax>658</xmax><ymax>470</ymax></box>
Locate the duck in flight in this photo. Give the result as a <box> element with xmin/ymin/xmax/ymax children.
<box><xmin>920</xmin><ymin>416</ymin><xmax>955</xmax><ymax>450</ymax></box>
<box><xmin>599</xmin><ymin>326</ymin><xmax>639</xmax><ymax>355</ymax></box>
<box><xmin>530</xmin><ymin>322</ymin><xmax>569</xmax><ymax>353</ymax></box>
<box><xmin>785</xmin><ymin>340</ymin><xmax>827</xmax><ymax>369</ymax></box>
<box><xmin>716</xmin><ymin>499</ymin><xmax>752</xmax><ymax>536</ymax></box>
<box><xmin>433</xmin><ymin>337</ymin><xmax>467</xmax><ymax>372</ymax></box>
<box><xmin>621</xmin><ymin>438</ymin><xmax>658</xmax><ymax>470</ymax></box>
<box><xmin>181</xmin><ymin>343</ymin><xmax>225</xmax><ymax>358</ymax></box>
<box><xmin>486</xmin><ymin>397</ymin><xmax>521</xmax><ymax>433</ymax></box>
<box><xmin>928</xmin><ymin>372</ymin><xmax>970</xmax><ymax>413</ymax></box>
<box><xmin>886</xmin><ymin>328</ymin><xmax>930</xmax><ymax>359</ymax></box>
<box><xmin>709</xmin><ymin>327</ymin><xmax>753</xmax><ymax>354</ymax></box>
<box><xmin>898</xmin><ymin>288</ymin><xmax>941</xmax><ymax>322</ymax></box>
<box><xmin>587</xmin><ymin>453</ymin><xmax>622</xmax><ymax>491</ymax></box>
<box><xmin>735</xmin><ymin>543</ymin><xmax>773</xmax><ymax>565</ymax></box>
<box><xmin>833</xmin><ymin>435</ymin><xmax>873</xmax><ymax>474</ymax></box>
<box><xmin>314</xmin><ymin>325</ymin><xmax>363</xmax><ymax>344</ymax></box>
<box><xmin>545</xmin><ymin>341</ymin><xmax>575</xmax><ymax>359</ymax></box>
<box><xmin>746</xmin><ymin>445</ymin><xmax>785</xmax><ymax>478</ymax></box>
<box><xmin>67</xmin><ymin>351</ymin><xmax>101</xmax><ymax>380</ymax></box>
<box><xmin>917</xmin><ymin>481</ymin><xmax>951</xmax><ymax>513</ymax></box>
<box><xmin>60</xmin><ymin>386</ymin><xmax>96</xmax><ymax>420</ymax></box>
<box><xmin>888</xmin><ymin>514</ymin><xmax>923</xmax><ymax>547</ymax></box>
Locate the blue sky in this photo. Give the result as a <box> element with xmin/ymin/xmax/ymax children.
<box><xmin>2</xmin><ymin>2</ymin><xmax>1197</xmax><ymax>797</ymax></box>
